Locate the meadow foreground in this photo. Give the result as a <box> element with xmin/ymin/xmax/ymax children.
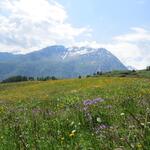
<box><xmin>0</xmin><ymin>77</ymin><xmax>150</xmax><ymax>149</ymax></box>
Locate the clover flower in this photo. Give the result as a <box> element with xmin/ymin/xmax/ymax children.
<box><xmin>140</xmin><ymin>123</ymin><xmax>145</xmax><ymax>126</ymax></box>
<box><xmin>120</xmin><ymin>113</ymin><xmax>125</xmax><ymax>116</ymax></box>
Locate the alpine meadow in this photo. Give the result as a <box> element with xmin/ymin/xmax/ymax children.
<box><xmin>0</xmin><ymin>74</ymin><xmax>150</xmax><ymax>149</ymax></box>
<box><xmin>0</xmin><ymin>0</ymin><xmax>150</xmax><ymax>150</ymax></box>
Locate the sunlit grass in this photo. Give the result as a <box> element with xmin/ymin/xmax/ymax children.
<box><xmin>0</xmin><ymin>77</ymin><xmax>150</xmax><ymax>149</ymax></box>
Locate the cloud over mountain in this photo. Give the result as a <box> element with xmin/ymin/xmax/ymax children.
<box><xmin>76</xmin><ymin>27</ymin><xmax>150</xmax><ymax>69</ymax></box>
<box><xmin>0</xmin><ymin>0</ymin><xmax>149</xmax><ymax>69</ymax></box>
<box><xmin>0</xmin><ymin>0</ymin><xmax>91</xmax><ymax>53</ymax></box>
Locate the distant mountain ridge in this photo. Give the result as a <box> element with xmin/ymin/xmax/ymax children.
<box><xmin>0</xmin><ymin>45</ymin><xmax>127</xmax><ymax>80</ymax></box>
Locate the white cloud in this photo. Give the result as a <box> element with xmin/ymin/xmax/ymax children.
<box><xmin>0</xmin><ymin>0</ymin><xmax>91</xmax><ymax>53</ymax></box>
<box><xmin>110</xmin><ymin>28</ymin><xmax>150</xmax><ymax>69</ymax></box>
<box><xmin>11</xmin><ymin>0</ymin><xmax>67</xmax><ymax>23</ymax></box>
<box><xmin>114</xmin><ymin>27</ymin><xmax>150</xmax><ymax>42</ymax></box>
<box><xmin>75</xmin><ymin>27</ymin><xmax>150</xmax><ymax>69</ymax></box>
<box><xmin>0</xmin><ymin>0</ymin><xmax>67</xmax><ymax>23</ymax></box>
<box><xmin>0</xmin><ymin>0</ymin><xmax>149</xmax><ymax>69</ymax></box>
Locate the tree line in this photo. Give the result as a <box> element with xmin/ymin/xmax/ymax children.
<box><xmin>1</xmin><ymin>75</ymin><xmax>57</xmax><ymax>83</ymax></box>
<box><xmin>78</xmin><ymin>66</ymin><xmax>150</xmax><ymax>79</ymax></box>
<box><xmin>146</xmin><ymin>66</ymin><xmax>150</xmax><ymax>71</ymax></box>
<box><xmin>1</xmin><ymin>66</ymin><xmax>150</xmax><ymax>83</ymax></box>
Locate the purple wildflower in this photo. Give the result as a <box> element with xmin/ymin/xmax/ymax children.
<box><xmin>98</xmin><ymin>124</ymin><xmax>108</xmax><ymax>129</ymax></box>
<box><xmin>83</xmin><ymin>100</ymin><xmax>91</xmax><ymax>106</ymax></box>
<box><xmin>82</xmin><ymin>98</ymin><xmax>105</xmax><ymax>126</ymax></box>
<box><xmin>94</xmin><ymin>124</ymin><xmax>109</xmax><ymax>134</ymax></box>
<box><xmin>83</xmin><ymin>98</ymin><xmax>104</xmax><ymax>106</ymax></box>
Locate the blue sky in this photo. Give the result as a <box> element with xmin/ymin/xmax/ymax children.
<box><xmin>0</xmin><ymin>0</ymin><xmax>150</xmax><ymax>68</ymax></box>
<box><xmin>58</xmin><ymin>0</ymin><xmax>150</xmax><ymax>42</ymax></box>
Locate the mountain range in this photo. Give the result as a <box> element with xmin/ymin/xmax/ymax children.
<box><xmin>0</xmin><ymin>45</ymin><xmax>127</xmax><ymax>80</ymax></box>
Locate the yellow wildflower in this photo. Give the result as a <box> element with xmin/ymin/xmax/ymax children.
<box><xmin>61</xmin><ymin>137</ymin><xmax>64</xmax><ymax>141</ymax></box>
<box><xmin>69</xmin><ymin>133</ymin><xmax>75</xmax><ymax>137</ymax></box>
<box><xmin>72</xmin><ymin>130</ymin><xmax>76</xmax><ymax>134</ymax></box>
<box><xmin>69</xmin><ymin>130</ymin><xmax>76</xmax><ymax>137</ymax></box>
<box><xmin>137</xmin><ymin>143</ymin><xmax>142</xmax><ymax>149</ymax></box>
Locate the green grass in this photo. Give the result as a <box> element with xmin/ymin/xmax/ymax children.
<box><xmin>0</xmin><ymin>77</ymin><xmax>150</xmax><ymax>149</ymax></box>
<box><xmin>99</xmin><ymin>70</ymin><xmax>150</xmax><ymax>78</ymax></box>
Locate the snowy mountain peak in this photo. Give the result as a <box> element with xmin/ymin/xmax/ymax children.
<box><xmin>0</xmin><ymin>45</ymin><xmax>127</xmax><ymax>80</ymax></box>
<box><xmin>65</xmin><ymin>47</ymin><xmax>109</xmax><ymax>58</ymax></box>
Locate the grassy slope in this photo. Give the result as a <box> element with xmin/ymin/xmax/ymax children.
<box><xmin>0</xmin><ymin>77</ymin><xmax>150</xmax><ymax>149</ymax></box>
<box><xmin>100</xmin><ymin>70</ymin><xmax>150</xmax><ymax>78</ymax></box>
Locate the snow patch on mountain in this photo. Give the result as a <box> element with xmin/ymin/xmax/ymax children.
<box><xmin>65</xmin><ymin>47</ymin><xmax>101</xmax><ymax>57</ymax></box>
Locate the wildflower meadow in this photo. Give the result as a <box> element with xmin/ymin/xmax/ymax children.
<box><xmin>0</xmin><ymin>77</ymin><xmax>150</xmax><ymax>149</ymax></box>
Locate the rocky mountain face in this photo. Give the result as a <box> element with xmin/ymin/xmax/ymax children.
<box><xmin>0</xmin><ymin>45</ymin><xmax>127</xmax><ymax>80</ymax></box>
